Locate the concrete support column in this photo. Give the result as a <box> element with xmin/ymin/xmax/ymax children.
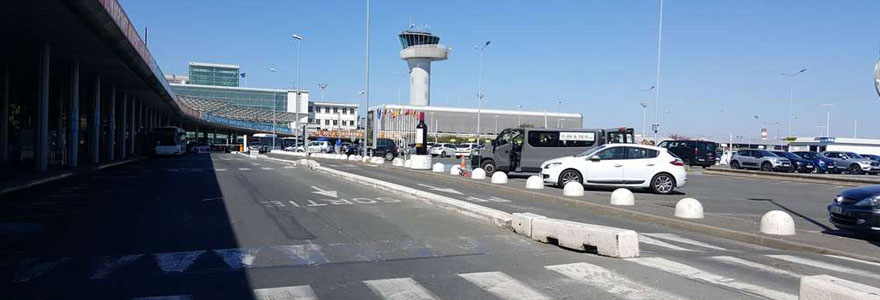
<box><xmin>1</xmin><ymin>65</ymin><xmax>9</xmax><ymax>165</ymax></box>
<box><xmin>129</xmin><ymin>98</ymin><xmax>135</xmax><ymax>157</ymax></box>
<box><xmin>89</xmin><ymin>75</ymin><xmax>101</xmax><ymax>164</ymax></box>
<box><xmin>37</xmin><ymin>43</ymin><xmax>50</xmax><ymax>172</ymax></box>
<box><xmin>68</xmin><ymin>61</ymin><xmax>80</xmax><ymax>168</ymax></box>
<box><xmin>120</xmin><ymin>92</ymin><xmax>127</xmax><ymax>158</ymax></box>
<box><xmin>107</xmin><ymin>85</ymin><xmax>115</xmax><ymax>161</ymax></box>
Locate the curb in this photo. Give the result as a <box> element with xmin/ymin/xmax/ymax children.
<box><xmin>0</xmin><ymin>158</ymin><xmax>142</xmax><ymax>196</ymax></box>
<box><xmin>704</xmin><ymin>168</ymin><xmax>878</xmax><ymax>187</ymax></box>
<box><xmin>378</xmin><ymin>164</ymin><xmax>880</xmax><ymax>264</ymax></box>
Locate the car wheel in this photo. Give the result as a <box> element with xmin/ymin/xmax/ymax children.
<box><xmin>650</xmin><ymin>173</ymin><xmax>676</xmax><ymax>194</ymax></box>
<box><xmin>730</xmin><ymin>161</ymin><xmax>740</xmax><ymax>169</ymax></box>
<box><xmin>761</xmin><ymin>162</ymin><xmax>773</xmax><ymax>172</ymax></box>
<box><xmin>384</xmin><ymin>152</ymin><xmax>394</xmax><ymax>161</ymax></box>
<box><xmin>480</xmin><ymin>159</ymin><xmax>496</xmax><ymax>175</ymax></box>
<box><xmin>557</xmin><ymin>169</ymin><xmax>582</xmax><ymax>189</ymax></box>
<box><xmin>849</xmin><ymin>164</ymin><xmax>863</xmax><ymax>175</ymax></box>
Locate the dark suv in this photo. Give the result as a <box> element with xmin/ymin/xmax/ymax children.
<box><xmin>658</xmin><ymin>140</ymin><xmax>718</xmax><ymax>167</ymax></box>
<box><xmin>771</xmin><ymin>151</ymin><xmax>815</xmax><ymax>173</ymax></box>
<box><xmin>371</xmin><ymin>138</ymin><xmax>399</xmax><ymax>161</ymax></box>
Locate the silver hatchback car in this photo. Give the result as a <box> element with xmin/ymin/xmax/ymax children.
<box><xmin>730</xmin><ymin>149</ymin><xmax>792</xmax><ymax>172</ymax></box>
<box><xmin>822</xmin><ymin>151</ymin><xmax>880</xmax><ymax>175</ymax></box>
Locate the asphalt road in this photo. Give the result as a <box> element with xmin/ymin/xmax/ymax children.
<box><xmin>1</xmin><ymin>153</ymin><xmax>878</xmax><ymax>299</ymax></box>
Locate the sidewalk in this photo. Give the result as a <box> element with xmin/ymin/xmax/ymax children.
<box><xmin>0</xmin><ymin>158</ymin><xmax>141</xmax><ymax>196</ymax></box>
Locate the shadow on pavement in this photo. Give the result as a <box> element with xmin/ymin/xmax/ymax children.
<box><xmin>0</xmin><ymin>154</ymin><xmax>258</xmax><ymax>299</ymax></box>
<box><xmin>747</xmin><ymin>198</ymin><xmax>880</xmax><ymax>248</ymax></box>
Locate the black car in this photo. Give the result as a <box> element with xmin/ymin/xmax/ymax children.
<box><xmin>771</xmin><ymin>151</ymin><xmax>815</xmax><ymax>173</ymax></box>
<box><xmin>371</xmin><ymin>138</ymin><xmax>399</xmax><ymax>161</ymax></box>
<box><xmin>657</xmin><ymin>140</ymin><xmax>718</xmax><ymax>168</ymax></box>
<box><xmin>829</xmin><ymin>185</ymin><xmax>880</xmax><ymax>234</ymax></box>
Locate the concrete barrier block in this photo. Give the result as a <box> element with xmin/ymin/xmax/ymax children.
<box><xmin>491</xmin><ymin>172</ymin><xmax>508</xmax><ymax>184</ymax></box>
<box><xmin>393</xmin><ymin>158</ymin><xmax>405</xmax><ymax>166</ymax></box>
<box><xmin>530</xmin><ymin>218</ymin><xmax>640</xmax><ymax>258</ymax></box>
<box><xmin>525</xmin><ymin>175</ymin><xmax>544</xmax><ymax>189</ymax></box>
<box><xmin>450</xmin><ymin>165</ymin><xmax>462</xmax><ymax>175</ymax></box>
<box><xmin>409</xmin><ymin>155</ymin><xmax>433</xmax><ymax>170</ymax></box>
<box><xmin>511</xmin><ymin>212</ymin><xmax>547</xmax><ymax>238</ymax></box>
<box><xmin>610</xmin><ymin>188</ymin><xmax>634</xmax><ymax>206</ymax></box>
<box><xmin>403</xmin><ymin>160</ymin><xmax>412</xmax><ymax>168</ymax></box>
<box><xmin>674</xmin><ymin>198</ymin><xmax>704</xmax><ymax>219</ymax></box>
<box><xmin>471</xmin><ymin>168</ymin><xmax>487</xmax><ymax>180</ymax></box>
<box><xmin>372</xmin><ymin>157</ymin><xmax>385</xmax><ymax>165</ymax></box>
<box><xmin>760</xmin><ymin>210</ymin><xmax>796</xmax><ymax>235</ymax></box>
<box><xmin>563</xmin><ymin>182</ymin><xmax>584</xmax><ymax>196</ymax></box>
<box><xmin>799</xmin><ymin>274</ymin><xmax>880</xmax><ymax>300</ymax></box>
<box><xmin>432</xmin><ymin>163</ymin><xmax>445</xmax><ymax>173</ymax></box>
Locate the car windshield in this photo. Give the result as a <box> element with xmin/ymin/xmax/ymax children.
<box><xmin>844</xmin><ymin>152</ymin><xmax>864</xmax><ymax>159</ymax></box>
<box><xmin>775</xmin><ymin>152</ymin><xmax>801</xmax><ymax>159</ymax></box>
<box><xmin>575</xmin><ymin>145</ymin><xmax>607</xmax><ymax>157</ymax></box>
<box><xmin>759</xmin><ymin>151</ymin><xmax>778</xmax><ymax>157</ymax></box>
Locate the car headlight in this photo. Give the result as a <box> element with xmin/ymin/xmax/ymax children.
<box><xmin>859</xmin><ymin>161</ymin><xmax>871</xmax><ymax>165</ymax></box>
<box><xmin>854</xmin><ymin>195</ymin><xmax>880</xmax><ymax>208</ymax></box>
<box><xmin>834</xmin><ymin>195</ymin><xmax>844</xmax><ymax>204</ymax></box>
<box><xmin>543</xmin><ymin>162</ymin><xmax>562</xmax><ymax>169</ymax></box>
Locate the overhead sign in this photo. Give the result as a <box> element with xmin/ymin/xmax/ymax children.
<box><xmin>560</xmin><ymin>132</ymin><xmax>595</xmax><ymax>142</ymax></box>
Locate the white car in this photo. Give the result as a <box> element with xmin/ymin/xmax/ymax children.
<box><xmin>455</xmin><ymin>143</ymin><xmax>477</xmax><ymax>157</ymax></box>
<box><xmin>306</xmin><ymin>141</ymin><xmax>331</xmax><ymax>153</ymax></box>
<box><xmin>540</xmin><ymin>144</ymin><xmax>687</xmax><ymax>194</ymax></box>
<box><xmin>430</xmin><ymin>143</ymin><xmax>456</xmax><ymax>157</ymax></box>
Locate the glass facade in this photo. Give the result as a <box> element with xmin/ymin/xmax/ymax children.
<box><xmin>399</xmin><ymin>31</ymin><xmax>440</xmax><ymax>48</ymax></box>
<box><xmin>172</xmin><ymin>85</ymin><xmax>286</xmax><ymax>112</ymax></box>
<box><xmin>188</xmin><ymin>63</ymin><xmax>240</xmax><ymax>87</ymax></box>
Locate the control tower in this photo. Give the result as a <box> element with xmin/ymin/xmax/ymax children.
<box><xmin>399</xmin><ymin>29</ymin><xmax>449</xmax><ymax>106</ymax></box>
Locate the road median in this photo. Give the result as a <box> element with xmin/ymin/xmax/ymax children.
<box><xmin>703</xmin><ymin>167</ymin><xmax>879</xmax><ymax>187</ymax></box>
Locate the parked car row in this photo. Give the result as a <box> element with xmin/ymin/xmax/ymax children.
<box><xmin>730</xmin><ymin>150</ymin><xmax>880</xmax><ymax>175</ymax></box>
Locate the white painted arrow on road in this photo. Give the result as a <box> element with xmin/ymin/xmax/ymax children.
<box><xmin>310</xmin><ymin>186</ymin><xmax>338</xmax><ymax>198</ymax></box>
<box><xmin>417</xmin><ymin>184</ymin><xmax>463</xmax><ymax>195</ymax></box>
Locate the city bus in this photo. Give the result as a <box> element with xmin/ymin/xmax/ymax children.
<box><xmin>479</xmin><ymin>127</ymin><xmax>635</xmax><ymax>175</ymax></box>
<box><xmin>249</xmin><ymin>133</ymin><xmax>281</xmax><ymax>153</ymax></box>
<box><xmin>149</xmin><ymin>126</ymin><xmax>187</xmax><ymax>155</ymax></box>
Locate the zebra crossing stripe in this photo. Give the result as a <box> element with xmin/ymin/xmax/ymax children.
<box><xmin>261</xmin><ymin>167</ymin><xmax>274</xmax><ymax>170</ymax></box>
<box><xmin>639</xmin><ymin>235</ymin><xmax>699</xmax><ymax>252</ymax></box>
<box><xmin>642</xmin><ymin>233</ymin><xmax>728</xmax><ymax>251</ymax></box>
<box><xmin>628</xmin><ymin>257</ymin><xmax>797</xmax><ymax>300</ymax></box>
<box><xmin>239</xmin><ymin>167</ymin><xmax>251</xmax><ymax>171</ymax></box>
<box><xmin>253</xmin><ymin>285</ymin><xmax>318</xmax><ymax>300</ymax></box>
<box><xmin>546</xmin><ymin>262</ymin><xmax>686</xmax><ymax>300</ymax></box>
<box><xmin>708</xmin><ymin>256</ymin><xmax>802</xmax><ymax>278</ymax></box>
<box><xmin>153</xmin><ymin>251</ymin><xmax>205</xmax><ymax>273</ymax></box>
<box><xmin>363</xmin><ymin>277</ymin><xmax>440</xmax><ymax>300</ymax></box>
<box><xmin>824</xmin><ymin>255</ymin><xmax>880</xmax><ymax>268</ymax></box>
<box><xmin>458</xmin><ymin>271</ymin><xmax>551</xmax><ymax>300</ymax></box>
<box><xmin>767</xmin><ymin>255</ymin><xmax>880</xmax><ymax>280</ymax></box>
<box><xmin>215</xmin><ymin>168</ymin><xmax>227</xmax><ymax>172</ymax></box>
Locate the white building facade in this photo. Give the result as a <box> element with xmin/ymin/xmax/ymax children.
<box><xmin>789</xmin><ymin>137</ymin><xmax>880</xmax><ymax>154</ymax></box>
<box><xmin>309</xmin><ymin>102</ymin><xmax>359</xmax><ymax>131</ymax></box>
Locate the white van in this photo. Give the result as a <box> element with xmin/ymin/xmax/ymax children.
<box><xmin>307</xmin><ymin>141</ymin><xmax>331</xmax><ymax>153</ymax></box>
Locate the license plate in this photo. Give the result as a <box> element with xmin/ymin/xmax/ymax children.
<box><xmin>807</xmin><ymin>165</ymin><xmax>814</xmax><ymax>168</ymax></box>
<box><xmin>830</xmin><ymin>206</ymin><xmax>843</xmax><ymax>214</ymax></box>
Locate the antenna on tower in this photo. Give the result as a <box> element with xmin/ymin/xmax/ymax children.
<box><xmin>409</xmin><ymin>16</ymin><xmax>415</xmax><ymax>29</ymax></box>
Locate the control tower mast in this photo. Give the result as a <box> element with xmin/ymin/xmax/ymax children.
<box><xmin>399</xmin><ymin>28</ymin><xmax>449</xmax><ymax>106</ymax></box>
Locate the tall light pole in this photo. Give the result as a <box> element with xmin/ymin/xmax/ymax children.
<box><xmin>854</xmin><ymin>118</ymin><xmax>859</xmax><ymax>138</ymax></box>
<box><xmin>393</xmin><ymin>72</ymin><xmax>406</xmax><ymax>104</ymax></box>
<box><xmin>638</xmin><ymin>85</ymin><xmax>654</xmax><ymax>138</ymax></box>
<box><xmin>556</xmin><ymin>100</ymin><xmax>562</xmax><ymax>128</ymax></box>
<box><xmin>363</xmin><ymin>0</ymin><xmax>371</xmax><ymax>157</ymax></box>
<box><xmin>270</xmin><ymin>68</ymin><xmax>278</xmax><ymax>149</ymax></box>
<box><xmin>318</xmin><ymin>83</ymin><xmax>327</xmax><ymax>102</ymax></box>
<box><xmin>475</xmin><ymin>40</ymin><xmax>491</xmax><ymax>142</ymax></box>
<box><xmin>292</xmin><ymin>34</ymin><xmax>303</xmax><ymax>134</ymax></box>
<box><xmin>821</xmin><ymin>103</ymin><xmax>834</xmax><ymax>137</ymax></box>
<box><xmin>653</xmin><ymin>0</ymin><xmax>665</xmax><ymax>141</ymax></box>
<box><xmin>781</xmin><ymin>68</ymin><xmax>806</xmax><ymax>137</ymax></box>
<box><xmin>494</xmin><ymin>115</ymin><xmax>498</xmax><ymax>134</ymax></box>
<box><xmin>516</xmin><ymin>104</ymin><xmax>523</xmax><ymax>126</ymax></box>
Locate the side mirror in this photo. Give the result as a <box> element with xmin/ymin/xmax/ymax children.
<box><xmin>589</xmin><ymin>155</ymin><xmax>601</xmax><ymax>162</ymax></box>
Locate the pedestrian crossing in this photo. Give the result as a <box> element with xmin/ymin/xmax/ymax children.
<box><xmin>133</xmin><ymin>253</ymin><xmax>879</xmax><ymax>300</ymax></box>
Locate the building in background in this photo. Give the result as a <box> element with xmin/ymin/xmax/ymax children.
<box><xmin>188</xmin><ymin>62</ymin><xmax>240</xmax><ymax>87</ymax></box>
<box><xmin>310</xmin><ymin>102</ymin><xmax>359</xmax><ymax>131</ymax></box>
<box><xmin>164</xmin><ymin>74</ymin><xmax>189</xmax><ymax>85</ymax></box>
<box><xmin>789</xmin><ymin>137</ymin><xmax>880</xmax><ymax>154</ymax></box>
<box><xmin>398</xmin><ymin>28</ymin><xmax>449</xmax><ymax>106</ymax></box>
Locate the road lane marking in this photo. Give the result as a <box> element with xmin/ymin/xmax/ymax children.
<box><xmin>310</xmin><ymin>186</ymin><xmax>338</xmax><ymax>198</ymax></box>
<box><xmin>239</xmin><ymin>167</ymin><xmax>251</xmax><ymax>171</ymax></box>
<box><xmin>284</xmin><ymin>166</ymin><xmax>296</xmax><ymax>169</ymax></box>
<box><xmin>213</xmin><ymin>248</ymin><xmax>260</xmax><ymax>269</ymax></box>
<box><xmin>215</xmin><ymin>168</ymin><xmax>227</xmax><ymax>172</ymax></box>
<box><xmin>546</xmin><ymin>262</ymin><xmax>686</xmax><ymax>300</ymax></box>
<box><xmin>628</xmin><ymin>257</ymin><xmax>796</xmax><ymax>300</ymax></box>
<box><xmin>824</xmin><ymin>255</ymin><xmax>880</xmax><ymax>268</ymax></box>
<box><xmin>89</xmin><ymin>254</ymin><xmax>145</xmax><ymax>279</ymax></box>
<box><xmin>638</xmin><ymin>235</ymin><xmax>698</xmax><ymax>252</ymax></box>
<box><xmin>643</xmin><ymin>233</ymin><xmax>728</xmax><ymax>251</ymax></box>
<box><xmin>274</xmin><ymin>244</ymin><xmax>329</xmax><ymax>265</ymax></box>
<box><xmin>459</xmin><ymin>271</ymin><xmax>550</xmax><ymax>300</ymax></box>
<box><xmin>417</xmin><ymin>183</ymin><xmax>463</xmax><ymax>195</ymax></box>
<box><xmin>767</xmin><ymin>255</ymin><xmax>880</xmax><ymax>280</ymax></box>
<box><xmin>708</xmin><ymin>256</ymin><xmax>802</xmax><ymax>278</ymax></box>
<box><xmin>363</xmin><ymin>277</ymin><xmax>440</xmax><ymax>300</ymax></box>
<box><xmin>261</xmin><ymin>167</ymin><xmax>275</xmax><ymax>170</ymax></box>
<box><xmin>253</xmin><ymin>285</ymin><xmax>318</xmax><ymax>300</ymax></box>
<box><xmin>153</xmin><ymin>251</ymin><xmax>205</xmax><ymax>273</ymax></box>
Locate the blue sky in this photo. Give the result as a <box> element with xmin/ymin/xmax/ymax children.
<box><xmin>121</xmin><ymin>0</ymin><xmax>880</xmax><ymax>140</ymax></box>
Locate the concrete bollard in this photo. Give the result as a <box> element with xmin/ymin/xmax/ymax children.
<box><xmin>403</xmin><ymin>160</ymin><xmax>412</xmax><ymax>168</ymax></box>
<box><xmin>373</xmin><ymin>157</ymin><xmax>385</xmax><ymax>165</ymax></box>
<box><xmin>450</xmin><ymin>165</ymin><xmax>462</xmax><ymax>175</ymax></box>
<box><xmin>760</xmin><ymin>210</ymin><xmax>796</xmax><ymax>235</ymax></box>
<box><xmin>525</xmin><ymin>175</ymin><xmax>544</xmax><ymax>189</ymax></box>
<box><xmin>393</xmin><ymin>158</ymin><xmax>404</xmax><ymax>166</ymax></box>
<box><xmin>799</xmin><ymin>274</ymin><xmax>880</xmax><ymax>300</ymax></box>
<box><xmin>610</xmin><ymin>188</ymin><xmax>635</xmax><ymax>206</ymax></box>
<box><xmin>491</xmin><ymin>172</ymin><xmax>508</xmax><ymax>184</ymax></box>
<box><xmin>471</xmin><ymin>168</ymin><xmax>487</xmax><ymax>179</ymax></box>
<box><xmin>432</xmin><ymin>163</ymin><xmax>445</xmax><ymax>172</ymax></box>
<box><xmin>674</xmin><ymin>198</ymin><xmax>704</xmax><ymax>219</ymax></box>
<box><xmin>362</xmin><ymin>156</ymin><xmax>370</xmax><ymax>163</ymax></box>
<box><xmin>563</xmin><ymin>182</ymin><xmax>584</xmax><ymax>196</ymax></box>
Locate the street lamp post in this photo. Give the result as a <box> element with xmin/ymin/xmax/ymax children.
<box><xmin>653</xmin><ymin>0</ymin><xmax>665</xmax><ymax>141</ymax></box>
<box><xmin>638</xmin><ymin>85</ymin><xmax>654</xmax><ymax>139</ymax></box>
<box><xmin>820</xmin><ymin>103</ymin><xmax>834</xmax><ymax>137</ymax></box>
<box><xmin>474</xmin><ymin>40</ymin><xmax>491</xmax><ymax>142</ymax></box>
<box><xmin>516</xmin><ymin>104</ymin><xmax>522</xmax><ymax>127</ymax></box>
<box><xmin>363</xmin><ymin>0</ymin><xmax>371</xmax><ymax>157</ymax></box>
<box><xmin>293</xmin><ymin>34</ymin><xmax>303</xmax><ymax>134</ymax></box>
<box><xmin>269</xmin><ymin>68</ymin><xmax>279</xmax><ymax>150</ymax></box>
<box><xmin>854</xmin><ymin>118</ymin><xmax>859</xmax><ymax>138</ymax></box>
<box><xmin>781</xmin><ymin>68</ymin><xmax>806</xmax><ymax>137</ymax></box>
<box><xmin>318</xmin><ymin>83</ymin><xmax>327</xmax><ymax>102</ymax></box>
<box><xmin>557</xmin><ymin>100</ymin><xmax>562</xmax><ymax>129</ymax></box>
<box><xmin>494</xmin><ymin>115</ymin><xmax>498</xmax><ymax>134</ymax></box>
